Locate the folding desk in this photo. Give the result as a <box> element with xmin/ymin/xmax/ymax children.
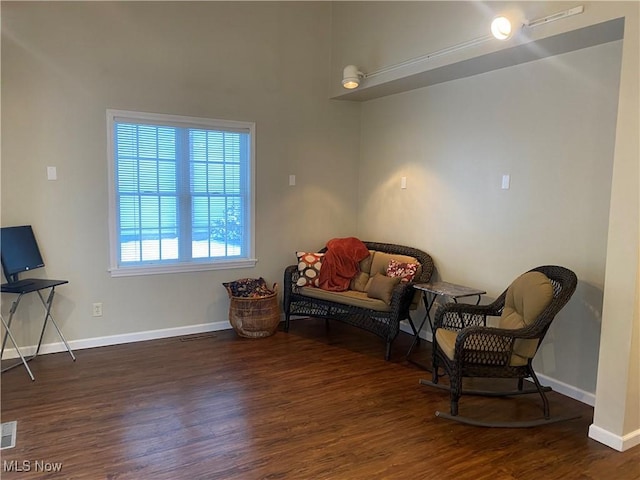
<box><xmin>1</xmin><ymin>279</ymin><xmax>75</xmax><ymax>380</ymax></box>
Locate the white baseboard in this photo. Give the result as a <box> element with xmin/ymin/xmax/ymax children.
<box><xmin>5</xmin><ymin>319</ymin><xmax>597</xmax><ymax>409</ymax></box>
<box><xmin>536</xmin><ymin>373</ymin><xmax>596</xmax><ymax>406</ymax></box>
<box><xmin>589</xmin><ymin>424</ymin><xmax>640</xmax><ymax>452</ymax></box>
<box><xmin>1</xmin><ymin>320</ymin><xmax>233</xmax><ymax>359</ymax></box>
<box><xmin>7</xmin><ymin>316</ymin><xmax>638</xmax><ymax>452</ymax></box>
<box><xmin>399</xmin><ymin>321</ymin><xmax>595</xmax><ymax>406</ymax></box>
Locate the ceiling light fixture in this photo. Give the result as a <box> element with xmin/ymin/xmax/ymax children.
<box><xmin>340</xmin><ymin>34</ymin><xmax>492</xmax><ymax>90</ymax></box>
<box><xmin>491</xmin><ymin>16</ymin><xmax>512</xmax><ymax>40</ymax></box>
<box><xmin>341</xmin><ymin>5</ymin><xmax>584</xmax><ymax>90</ymax></box>
<box><xmin>342</xmin><ymin>65</ymin><xmax>363</xmax><ymax>89</ymax></box>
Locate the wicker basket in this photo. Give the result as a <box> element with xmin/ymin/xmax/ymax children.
<box><xmin>228</xmin><ymin>287</ymin><xmax>281</xmax><ymax>339</ymax></box>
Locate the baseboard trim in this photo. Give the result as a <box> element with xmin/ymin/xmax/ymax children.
<box><xmin>589</xmin><ymin>424</ymin><xmax>640</xmax><ymax>452</ymax></box>
<box><xmin>399</xmin><ymin>321</ymin><xmax>596</xmax><ymax>406</ymax></box>
<box><xmin>535</xmin><ymin>373</ymin><xmax>596</xmax><ymax>407</ymax></box>
<box><xmin>1</xmin><ymin>321</ymin><xmax>233</xmax><ymax>359</ymax></box>
<box><xmin>5</xmin><ymin>319</ymin><xmax>597</xmax><ymax>409</ymax></box>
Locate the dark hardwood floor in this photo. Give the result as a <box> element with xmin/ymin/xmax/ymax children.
<box><xmin>1</xmin><ymin>319</ymin><xmax>638</xmax><ymax>480</ymax></box>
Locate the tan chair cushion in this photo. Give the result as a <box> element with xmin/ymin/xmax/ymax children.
<box><xmin>348</xmin><ymin>250</ymin><xmax>423</xmax><ymax>309</ymax></box>
<box><xmin>366</xmin><ymin>273</ymin><xmax>401</xmax><ymax>305</ymax></box>
<box><xmin>499</xmin><ymin>271</ymin><xmax>553</xmax><ymax>364</ymax></box>
<box><xmin>435</xmin><ymin>328</ymin><xmax>458</xmax><ymax>361</ymax></box>
<box><xmin>299</xmin><ymin>286</ymin><xmax>390</xmax><ymax>312</ymax></box>
<box><xmin>350</xmin><ymin>251</ymin><xmax>375</xmax><ymax>292</ymax></box>
<box><xmin>436</xmin><ymin>272</ymin><xmax>553</xmax><ymax>367</ymax></box>
<box><xmin>500</xmin><ymin>271</ymin><xmax>554</xmax><ymax>329</ymax></box>
<box><xmin>349</xmin><ymin>250</ymin><xmax>422</xmax><ymax>310</ymax></box>
<box><xmin>366</xmin><ymin>252</ymin><xmax>423</xmax><ymax>308</ymax></box>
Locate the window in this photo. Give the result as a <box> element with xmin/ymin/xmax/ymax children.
<box><xmin>107</xmin><ymin>110</ymin><xmax>256</xmax><ymax>277</ymax></box>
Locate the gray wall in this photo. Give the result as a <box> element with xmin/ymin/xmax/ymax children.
<box><xmin>1</xmin><ymin>2</ymin><xmax>360</xmax><ymax>345</ymax></box>
<box><xmin>2</xmin><ymin>0</ymin><xmax>638</xmax><ymax>449</ymax></box>
<box><xmin>357</xmin><ymin>40</ymin><xmax>622</xmax><ymax>395</ymax></box>
<box><xmin>329</xmin><ymin>1</ymin><xmax>640</xmax><ymax>448</ymax></box>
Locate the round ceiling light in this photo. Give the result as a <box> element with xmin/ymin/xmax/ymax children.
<box><xmin>491</xmin><ymin>16</ymin><xmax>512</xmax><ymax>40</ymax></box>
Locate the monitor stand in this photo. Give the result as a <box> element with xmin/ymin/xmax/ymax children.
<box><xmin>1</xmin><ymin>279</ymin><xmax>74</xmax><ymax>380</ymax></box>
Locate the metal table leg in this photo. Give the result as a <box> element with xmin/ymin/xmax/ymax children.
<box><xmin>1</xmin><ymin>285</ymin><xmax>76</xmax><ymax>381</ymax></box>
<box><xmin>406</xmin><ymin>291</ymin><xmax>436</xmax><ymax>368</ymax></box>
<box><xmin>1</xmin><ymin>310</ymin><xmax>35</xmax><ymax>381</ymax></box>
<box><xmin>35</xmin><ymin>288</ymin><xmax>75</xmax><ymax>361</ymax></box>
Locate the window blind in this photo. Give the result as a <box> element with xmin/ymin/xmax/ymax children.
<box><xmin>108</xmin><ymin>110</ymin><xmax>254</xmax><ymax>275</ymax></box>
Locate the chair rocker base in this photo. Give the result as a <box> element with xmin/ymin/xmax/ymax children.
<box><xmin>434</xmin><ymin>410</ymin><xmax>581</xmax><ymax>428</ymax></box>
<box><xmin>420</xmin><ymin>378</ymin><xmax>581</xmax><ymax>428</ymax></box>
<box><xmin>419</xmin><ymin>378</ymin><xmax>552</xmax><ymax>397</ymax></box>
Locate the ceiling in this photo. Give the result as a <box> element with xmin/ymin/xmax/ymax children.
<box><xmin>332</xmin><ymin>17</ymin><xmax>624</xmax><ymax>102</ymax></box>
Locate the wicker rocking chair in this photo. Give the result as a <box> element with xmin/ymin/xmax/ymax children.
<box><xmin>420</xmin><ymin>265</ymin><xmax>578</xmax><ymax>427</ymax></box>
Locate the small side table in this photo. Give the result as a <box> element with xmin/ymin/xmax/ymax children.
<box><xmin>407</xmin><ymin>281</ymin><xmax>485</xmax><ymax>369</ymax></box>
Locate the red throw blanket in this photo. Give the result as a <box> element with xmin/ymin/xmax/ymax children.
<box><xmin>318</xmin><ymin>237</ymin><xmax>370</xmax><ymax>292</ymax></box>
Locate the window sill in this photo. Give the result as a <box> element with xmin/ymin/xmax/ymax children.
<box><xmin>109</xmin><ymin>258</ymin><xmax>258</xmax><ymax>278</ymax></box>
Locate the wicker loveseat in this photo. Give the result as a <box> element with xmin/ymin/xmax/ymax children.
<box><xmin>283</xmin><ymin>241</ymin><xmax>434</xmax><ymax>360</ymax></box>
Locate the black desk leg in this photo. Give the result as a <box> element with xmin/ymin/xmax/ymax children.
<box><xmin>406</xmin><ymin>291</ymin><xmax>435</xmax><ymax>370</ymax></box>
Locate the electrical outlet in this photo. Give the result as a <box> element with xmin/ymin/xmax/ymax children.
<box><xmin>92</xmin><ymin>303</ymin><xmax>103</xmax><ymax>317</ymax></box>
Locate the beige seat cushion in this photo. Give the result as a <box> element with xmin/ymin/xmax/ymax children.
<box><xmin>299</xmin><ymin>286</ymin><xmax>391</xmax><ymax>312</ymax></box>
<box><xmin>435</xmin><ymin>328</ymin><xmax>458</xmax><ymax>362</ymax></box>
<box><xmin>436</xmin><ymin>271</ymin><xmax>553</xmax><ymax>367</ymax></box>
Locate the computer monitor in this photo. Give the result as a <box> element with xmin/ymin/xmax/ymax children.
<box><xmin>1</xmin><ymin>225</ymin><xmax>45</xmax><ymax>284</ymax></box>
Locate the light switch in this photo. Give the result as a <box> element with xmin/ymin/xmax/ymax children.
<box><xmin>501</xmin><ymin>174</ymin><xmax>510</xmax><ymax>190</ymax></box>
<box><xmin>47</xmin><ymin>166</ymin><xmax>57</xmax><ymax>181</ymax></box>
<box><xmin>289</xmin><ymin>175</ymin><xmax>296</xmax><ymax>186</ymax></box>
<box><xmin>400</xmin><ymin>176</ymin><xmax>407</xmax><ymax>189</ymax></box>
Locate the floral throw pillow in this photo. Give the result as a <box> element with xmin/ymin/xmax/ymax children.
<box><xmin>386</xmin><ymin>259</ymin><xmax>419</xmax><ymax>282</ymax></box>
<box><xmin>296</xmin><ymin>252</ymin><xmax>324</xmax><ymax>287</ymax></box>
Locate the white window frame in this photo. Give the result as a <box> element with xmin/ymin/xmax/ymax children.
<box><xmin>106</xmin><ymin>109</ymin><xmax>256</xmax><ymax>277</ymax></box>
